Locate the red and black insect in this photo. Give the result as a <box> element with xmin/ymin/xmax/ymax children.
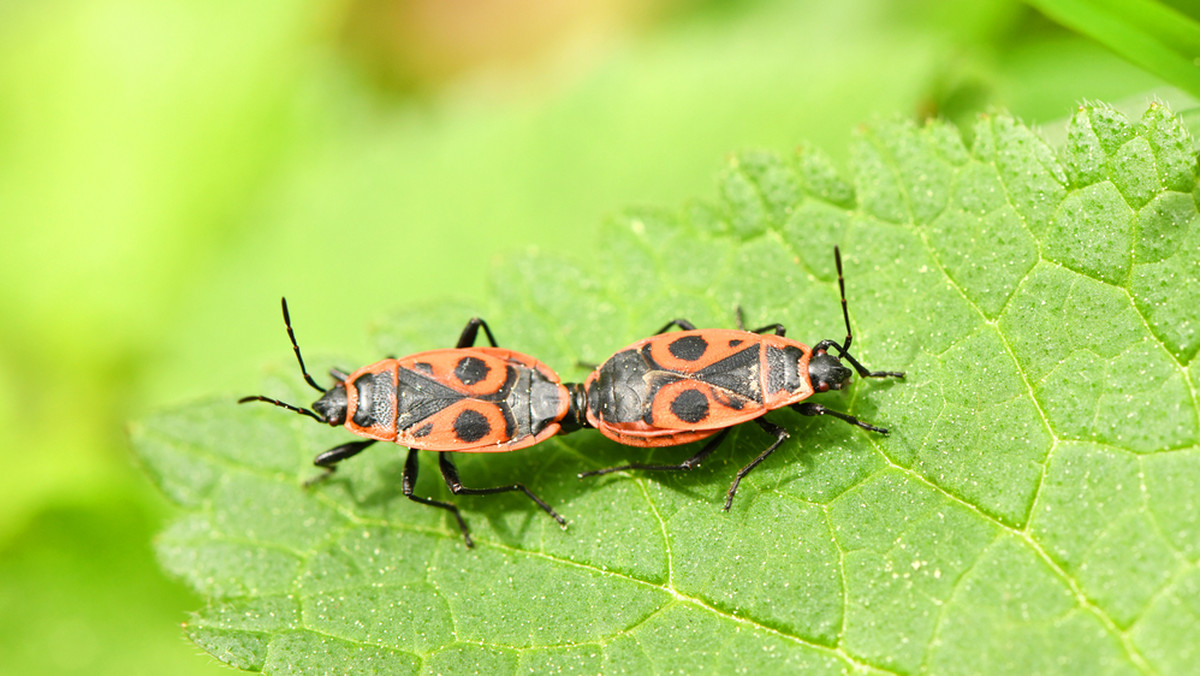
<box><xmin>579</xmin><ymin>247</ymin><xmax>904</xmax><ymax>509</ymax></box>
<box><xmin>240</xmin><ymin>299</ymin><xmax>586</xmax><ymax>547</ymax></box>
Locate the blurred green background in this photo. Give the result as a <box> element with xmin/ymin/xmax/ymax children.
<box><xmin>0</xmin><ymin>0</ymin><xmax>1195</xmax><ymax>673</ymax></box>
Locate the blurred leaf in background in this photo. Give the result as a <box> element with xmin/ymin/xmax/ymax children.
<box><xmin>1026</xmin><ymin>0</ymin><xmax>1200</xmax><ymax>101</ymax></box>
<box><xmin>0</xmin><ymin>0</ymin><xmax>1193</xmax><ymax>673</ymax></box>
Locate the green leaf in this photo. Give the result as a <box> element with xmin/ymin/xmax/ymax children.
<box><xmin>132</xmin><ymin>101</ymin><xmax>1200</xmax><ymax>674</ymax></box>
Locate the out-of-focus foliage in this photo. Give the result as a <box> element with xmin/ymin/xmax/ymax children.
<box><xmin>1026</xmin><ymin>0</ymin><xmax>1200</xmax><ymax>99</ymax></box>
<box><xmin>0</xmin><ymin>0</ymin><xmax>1191</xmax><ymax>673</ymax></box>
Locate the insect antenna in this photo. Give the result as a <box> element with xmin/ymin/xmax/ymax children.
<box><xmin>833</xmin><ymin>246</ymin><xmax>854</xmax><ymax>354</ymax></box>
<box><xmin>235</xmin><ymin>297</ymin><xmax>330</xmax><ymax>422</ymax></box>
<box><xmin>831</xmin><ymin>247</ymin><xmax>905</xmax><ymax>379</ymax></box>
<box><xmin>237</xmin><ymin>394</ymin><xmax>324</xmax><ymax>422</ymax></box>
<box><xmin>280</xmin><ymin>297</ymin><xmax>326</xmax><ymax>393</ymax></box>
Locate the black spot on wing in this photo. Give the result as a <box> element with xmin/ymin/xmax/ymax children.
<box><xmin>413</xmin><ymin>423</ymin><xmax>433</xmax><ymax>438</ymax></box>
<box><xmin>668</xmin><ymin>335</ymin><xmax>709</xmax><ymax>361</ymax></box>
<box><xmin>412</xmin><ymin>362</ymin><xmax>434</xmax><ymax>374</ymax></box>
<box><xmin>670</xmin><ymin>388</ymin><xmax>710</xmax><ymax>423</ymax></box>
<box><xmin>453</xmin><ymin>409</ymin><xmax>491</xmax><ymax>443</ymax></box>
<box><xmin>728</xmin><ymin>339</ymin><xmax>744</xmax><ymax>347</ymax></box>
<box><xmin>454</xmin><ymin>356</ymin><xmax>491</xmax><ymax>385</ymax></box>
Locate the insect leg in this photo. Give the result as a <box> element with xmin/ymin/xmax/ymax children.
<box><xmin>578</xmin><ymin>428</ymin><xmax>732</xmax><ymax>479</ymax></box>
<box><xmin>304</xmin><ymin>439</ymin><xmax>376</xmax><ymax>486</ymax></box>
<box><xmin>653</xmin><ymin>319</ymin><xmax>699</xmax><ymax>334</ymax></box>
<box><xmin>724</xmin><ymin>418</ymin><xmax>789</xmax><ymax>511</ymax></box>
<box><xmin>401</xmin><ymin>449</ymin><xmax>474</xmax><ymax>547</ymax></box>
<box><xmin>791</xmin><ymin>402</ymin><xmax>889</xmax><ymax>434</ymax></box>
<box><xmin>735</xmin><ymin>306</ymin><xmax>787</xmax><ymax>336</ymax></box>
<box><xmin>438</xmin><ymin>453</ymin><xmax>567</xmax><ymax>528</ymax></box>
<box><xmin>455</xmin><ymin>318</ymin><xmax>500</xmax><ymax>348</ymax></box>
<box><xmin>749</xmin><ymin>323</ymin><xmax>786</xmax><ymax>336</ymax></box>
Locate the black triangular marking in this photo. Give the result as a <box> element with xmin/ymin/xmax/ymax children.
<box><xmin>691</xmin><ymin>346</ymin><xmax>763</xmax><ymax>403</ymax></box>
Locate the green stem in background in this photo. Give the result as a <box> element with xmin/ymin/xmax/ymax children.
<box><xmin>1026</xmin><ymin>0</ymin><xmax>1200</xmax><ymax>99</ymax></box>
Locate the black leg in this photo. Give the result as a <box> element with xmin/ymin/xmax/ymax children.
<box><xmin>578</xmin><ymin>428</ymin><xmax>732</xmax><ymax>478</ymax></box>
<box><xmin>791</xmin><ymin>402</ymin><xmax>889</xmax><ymax>434</ymax></box>
<box><xmin>304</xmin><ymin>439</ymin><xmax>376</xmax><ymax>486</ymax></box>
<box><xmin>724</xmin><ymin>418</ymin><xmax>789</xmax><ymax>511</ymax></box>
<box><xmin>456</xmin><ymin>317</ymin><xmax>499</xmax><ymax>348</ymax></box>
<box><xmin>736</xmin><ymin>306</ymin><xmax>787</xmax><ymax>336</ymax></box>
<box><xmin>438</xmin><ymin>453</ymin><xmax>567</xmax><ymax>528</ymax></box>
<box><xmin>653</xmin><ymin>318</ymin><xmax>698</xmax><ymax>334</ymax></box>
<box><xmin>749</xmin><ymin>323</ymin><xmax>787</xmax><ymax>336</ymax></box>
<box><xmin>402</xmin><ymin>449</ymin><xmax>475</xmax><ymax>547</ymax></box>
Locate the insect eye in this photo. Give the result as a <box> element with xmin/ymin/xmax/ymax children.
<box><xmin>816</xmin><ymin>382</ymin><xmax>830</xmax><ymax>393</ymax></box>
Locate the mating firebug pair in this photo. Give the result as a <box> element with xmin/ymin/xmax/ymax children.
<box><xmin>241</xmin><ymin>248</ymin><xmax>904</xmax><ymax>546</ymax></box>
